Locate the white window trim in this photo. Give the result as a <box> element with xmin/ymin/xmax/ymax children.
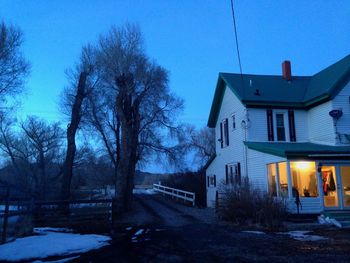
<box><xmin>231</xmin><ymin>113</ymin><xmax>236</xmax><ymax>131</ymax></box>
<box><xmin>273</xmin><ymin>110</ymin><xmax>290</xmax><ymax>142</ymax></box>
<box><xmin>221</xmin><ymin>118</ymin><xmax>229</xmax><ymax>148</ymax></box>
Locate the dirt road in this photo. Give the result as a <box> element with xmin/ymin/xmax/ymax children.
<box><xmin>73</xmin><ymin>193</ymin><xmax>350</xmax><ymax>263</ymax></box>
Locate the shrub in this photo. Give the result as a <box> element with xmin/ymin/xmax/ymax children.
<box><xmin>217</xmin><ymin>177</ymin><xmax>287</xmax><ymax>230</ymax></box>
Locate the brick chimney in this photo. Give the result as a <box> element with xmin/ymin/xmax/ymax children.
<box><xmin>282</xmin><ymin>60</ymin><xmax>292</xmax><ymax>81</ymax></box>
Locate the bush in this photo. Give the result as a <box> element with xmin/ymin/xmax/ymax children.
<box><xmin>217</xmin><ymin>177</ymin><xmax>287</xmax><ymax>230</ymax></box>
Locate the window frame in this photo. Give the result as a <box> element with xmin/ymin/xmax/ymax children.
<box><xmin>231</xmin><ymin>113</ymin><xmax>236</xmax><ymax>131</ymax></box>
<box><xmin>220</xmin><ymin>118</ymin><xmax>229</xmax><ymax>147</ymax></box>
<box><xmin>273</xmin><ymin>111</ymin><xmax>290</xmax><ymax>142</ymax></box>
<box><xmin>226</xmin><ymin>162</ymin><xmax>241</xmax><ymax>185</ymax></box>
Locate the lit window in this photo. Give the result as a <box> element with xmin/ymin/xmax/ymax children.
<box><xmin>278</xmin><ymin>162</ymin><xmax>288</xmax><ymax>197</ymax></box>
<box><xmin>290</xmin><ymin>161</ymin><xmax>318</xmax><ymax>197</ymax></box>
<box><xmin>267</xmin><ymin>163</ymin><xmax>277</xmax><ymax>196</ymax></box>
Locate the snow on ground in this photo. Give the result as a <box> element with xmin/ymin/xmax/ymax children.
<box><xmin>0</xmin><ymin>228</ymin><xmax>111</xmax><ymax>262</ymax></box>
<box><xmin>33</xmin><ymin>227</ymin><xmax>73</xmax><ymax>233</ymax></box>
<box><xmin>33</xmin><ymin>256</ymin><xmax>80</xmax><ymax>263</ymax></box>
<box><xmin>0</xmin><ymin>205</ymin><xmax>19</xmax><ymax>212</ymax></box>
<box><xmin>242</xmin><ymin>231</ymin><xmax>266</xmax><ymax>235</ymax></box>
<box><xmin>133</xmin><ymin>188</ymin><xmax>156</xmax><ymax>195</ymax></box>
<box><xmin>279</xmin><ymin>230</ymin><xmax>328</xmax><ymax>242</ymax></box>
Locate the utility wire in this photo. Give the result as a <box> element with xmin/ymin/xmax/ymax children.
<box><xmin>230</xmin><ymin>0</ymin><xmax>244</xmax><ymax>78</ymax></box>
<box><xmin>230</xmin><ymin>0</ymin><xmax>246</xmax><ymax>103</ymax></box>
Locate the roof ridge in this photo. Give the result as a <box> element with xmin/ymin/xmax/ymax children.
<box><xmin>219</xmin><ymin>72</ymin><xmax>311</xmax><ymax>78</ymax></box>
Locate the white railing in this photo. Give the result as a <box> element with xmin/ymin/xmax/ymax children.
<box><xmin>153</xmin><ymin>184</ymin><xmax>196</xmax><ymax>207</ymax></box>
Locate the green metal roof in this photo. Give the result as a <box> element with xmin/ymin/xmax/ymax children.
<box><xmin>208</xmin><ymin>55</ymin><xmax>350</xmax><ymax>127</ymax></box>
<box><xmin>245</xmin><ymin>142</ymin><xmax>350</xmax><ymax>158</ymax></box>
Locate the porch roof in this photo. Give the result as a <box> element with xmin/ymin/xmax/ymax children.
<box><xmin>244</xmin><ymin>142</ymin><xmax>350</xmax><ymax>158</ymax></box>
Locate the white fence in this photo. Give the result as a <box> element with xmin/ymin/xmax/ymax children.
<box><xmin>153</xmin><ymin>184</ymin><xmax>196</xmax><ymax>207</ymax></box>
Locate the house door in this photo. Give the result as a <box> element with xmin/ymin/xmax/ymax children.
<box><xmin>322</xmin><ymin>166</ymin><xmax>340</xmax><ymax>209</ymax></box>
<box><xmin>340</xmin><ymin>166</ymin><xmax>350</xmax><ymax>209</ymax></box>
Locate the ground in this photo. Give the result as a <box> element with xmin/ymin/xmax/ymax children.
<box><xmin>75</xmin><ymin>194</ymin><xmax>350</xmax><ymax>263</ymax></box>
<box><xmin>2</xmin><ymin>193</ymin><xmax>350</xmax><ymax>262</ymax></box>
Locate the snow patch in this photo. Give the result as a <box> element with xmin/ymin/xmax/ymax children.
<box><xmin>242</xmin><ymin>230</ymin><xmax>266</xmax><ymax>235</ymax></box>
<box><xmin>133</xmin><ymin>188</ymin><xmax>156</xmax><ymax>195</ymax></box>
<box><xmin>279</xmin><ymin>231</ymin><xmax>328</xmax><ymax>242</ymax></box>
<box><xmin>134</xmin><ymin>229</ymin><xmax>144</xmax><ymax>236</ymax></box>
<box><xmin>318</xmin><ymin>215</ymin><xmax>342</xmax><ymax>228</ymax></box>
<box><xmin>33</xmin><ymin>255</ymin><xmax>80</xmax><ymax>263</ymax></box>
<box><xmin>0</xmin><ymin>228</ymin><xmax>111</xmax><ymax>261</ymax></box>
<box><xmin>34</xmin><ymin>227</ymin><xmax>73</xmax><ymax>234</ymax></box>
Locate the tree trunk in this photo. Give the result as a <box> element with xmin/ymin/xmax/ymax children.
<box><xmin>114</xmin><ymin>75</ymin><xmax>139</xmax><ymax>214</ymax></box>
<box><xmin>60</xmin><ymin>72</ymin><xmax>87</xmax><ymax>201</ymax></box>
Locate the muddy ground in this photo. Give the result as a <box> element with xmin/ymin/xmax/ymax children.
<box><xmin>69</xmin><ymin>194</ymin><xmax>350</xmax><ymax>263</ymax></box>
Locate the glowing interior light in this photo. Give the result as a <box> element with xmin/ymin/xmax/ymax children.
<box><xmin>296</xmin><ymin>161</ymin><xmax>310</xmax><ymax>170</ymax></box>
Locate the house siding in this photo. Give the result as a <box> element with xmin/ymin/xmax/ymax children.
<box><xmin>206</xmin><ymin>85</ymin><xmax>247</xmax><ymax>207</ymax></box>
<box><xmin>247</xmin><ymin>108</ymin><xmax>308</xmax><ymax>142</ymax></box>
<box><xmin>332</xmin><ymin>82</ymin><xmax>350</xmax><ymax>144</ymax></box>
<box><xmin>246</xmin><ymin>148</ymin><xmax>286</xmax><ymax>191</ymax></box>
<box><xmin>308</xmin><ymin>100</ymin><xmax>336</xmax><ymax>145</ymax></box>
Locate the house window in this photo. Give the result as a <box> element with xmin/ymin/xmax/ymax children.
<box><xmin>267</xmin><ymin>162</ymin><xmax>288</xmax><ymax>197</ymax></box>
<box><xmin>267</xmin><ymin>163</ymin><xmax>277</xmax><ymax>196</ymax></box>
<box><xmin>231</xmin><ymin>114</ymin><xmax>236</xmax><ymax>130</ymax></box>
<box><xmin>276</xmin><ymin>113</ymin><xmax>286</xmax><ymax>141</ymax></box>
<box><xmin>278</xmin><ymin>162</ymin><xmax>288</xmax><ymax>197</ymax></box>
<box><xmin>290</xmin><ymin>161</ymin><xmax>318</xmax><ymax>197</ymax></box>
<box><xmin>207</xmin><ymin>175</ymin><xmax>216</xmax><ymax>187</ymax></box>
<box><xmin>226</xmin><ymin>163</ymin><xmax>241</xmax><ymax>185</ymax></box>
<box><xmin>220</xmin><ymin>118</ymin><xmax>229</xmax><ymax>147</ymax></box>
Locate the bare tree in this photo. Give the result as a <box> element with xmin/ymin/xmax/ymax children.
<box><xmin>0</xmin><ymin>21</ymin><xmax>30</xmax><ymax>105</ymax></box>
<box><xmin>186</xmin><ymin>125</ymin><xmax>215</xmax><ymax>169</ymax></box>
<box><xmin>87</xmin><ymin>24</ymin><xmax>184</xmax><ymax>213</ymax></box>
<box><xmin>60</xmin><ymin>46</ymin><xmax>95</xmax><ymax>200</ymax></box>
<box><xmin>21</xmin><ymin>116</ymin><xmax>64</xmax><ymax>200</ymax></box>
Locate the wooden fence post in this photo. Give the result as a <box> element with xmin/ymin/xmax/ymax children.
<box><xmin>1</xmin><ymin>186</ymin><xmax>10</xmax><ymax>244</ymax></box>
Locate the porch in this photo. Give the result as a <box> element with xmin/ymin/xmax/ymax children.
<box><xmin>245</xmin><ymin>142</ymin><xmax>350</xmax><ymax>214</ymax></box>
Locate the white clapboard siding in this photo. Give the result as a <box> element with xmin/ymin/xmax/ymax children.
<box><xmin>287</xmin><ymin>197</ymin><xmax>323</xmax><ymax>214</ymax></box>
<box><xmin>246</xmin><ymin>148</ymin><xmax>286</xmax><ymax>192</ymax></box>
<box><xmin>332</xmin><ymin>82</ymin><xmax>350</xmax><ymax>142</ymax></box>
<box><xmin>308</xmin><ymin>100</ymin><xmax>336</xmax><ymax>144</ymax></box>
<box><xmin>246</xmin><ymin>108</ymin><xmax>267</xmax><ymax>141</ymax></box>
<box><xmin>294</xmin><ymin>110</ymin><xmax>309</xmax><ymax>142</ymax></box>
<box><xmin>206</xmin><ymin>85</ymin><xmax>247</xmax><ymax>207</ymax></box>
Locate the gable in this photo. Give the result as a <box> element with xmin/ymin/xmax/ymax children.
<box><xmin>208</xmin><ymin>54</ymin><xmax>350</xmax><ymax>128</ymax></box>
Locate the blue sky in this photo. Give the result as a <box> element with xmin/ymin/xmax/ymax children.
<box><xmin>1</xmin><ymin>1</ymin><xmax>350</xmax><ymax>128</ymax></box>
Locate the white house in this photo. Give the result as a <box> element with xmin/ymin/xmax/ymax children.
<box><xmin>205</xmin><ymin>55</ymin><xmax>350</xmax><ymax>214</ymax></box>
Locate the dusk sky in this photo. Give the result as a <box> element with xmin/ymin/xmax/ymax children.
<box><xmin>1</xmin><ymin>1</ymin><xmax>350</xmax><ymax>128</ymax></box>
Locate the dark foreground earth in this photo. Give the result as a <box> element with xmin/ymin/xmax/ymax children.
<box><xmin>71</xmin><ymin>194</ymin><xmax>350</xmax><ymax>263</ymax></box>
<box><xmin>6</xmin><ymin>193</ymin><xmax>350</xmax><ymax>263</ymax></box>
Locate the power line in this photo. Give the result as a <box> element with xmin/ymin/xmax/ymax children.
<box><xmin>230</xmin><ymin>0</ymin><xmax>244</xmax><ymax>78</ymax></box>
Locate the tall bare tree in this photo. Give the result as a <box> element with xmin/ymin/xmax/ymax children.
<box><xmin>60</xmin><ymin>47</ymin><xmax>95</xmax><ymax>200</ymax></box>
<box><xmin>87</xmin><ymin>24</ymin><xmax>184</xmax><ymax>213</ymax></box>
<box><xmin>0</xmin><ymin>21</ymin><xmax>30</xmax><ymax>105</ymax></box>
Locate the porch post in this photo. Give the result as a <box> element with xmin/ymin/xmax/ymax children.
<box><xmin>316</xmin><ymin>161</ymin><xmax>325</xmax><ymax>210</ymax></box>
<box><xmin>286</xmin><ymin>160</ymin><xmax>293</xmax><ymax>198</ymax></box>
<box><xmin>275</xmin><ymin>163</ymin><xmax>281</xmax><ymax>197</ymax></box>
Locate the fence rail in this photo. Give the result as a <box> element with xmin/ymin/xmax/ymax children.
<box><xmin>153</xmin><ymin>184</ymin><xmax>196</xmax><ymax>206</ymax></box>
<box><xmin>0</xmin><ymin>198</ymin><xmax>114</xmax><ymax>244</ymax></box>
